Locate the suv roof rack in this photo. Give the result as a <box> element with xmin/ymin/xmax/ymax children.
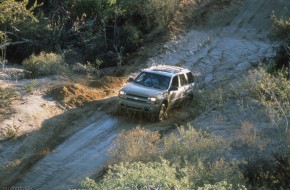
<box><xmin>150</xmin><ymin>65</ymin><xmax>188</xmax><ymax>74</ymax></box>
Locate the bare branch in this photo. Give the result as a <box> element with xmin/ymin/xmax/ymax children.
<box><xmin>284</xmin><ymin>44</ymin><xmax>290</xmax><ymax>56</ymax></box>
<box><xmin>0</xmin><ymin>40</ymin><xmax>31</xmax><ymax>49</ymax></box>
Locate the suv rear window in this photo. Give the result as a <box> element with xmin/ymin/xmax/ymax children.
<box><xmin>179</xmin><ymin>74</ymin><xmax>188</xmax><ymax>86</ymax></box>
<box><xmin>186</xmin><ymin>72</ymin><xmax>194</xmax><ymax>83</ymax></box>
<box><xmin>171</xmin><ymin>76</ymin><xmax>179</xmax><ymax>88</ymax></box>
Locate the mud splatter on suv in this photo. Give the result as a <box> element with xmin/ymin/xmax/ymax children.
<box><xmin>118</xmin><ymin>65</ymin><xmax>195</xmax><ymax>121</ymax></box>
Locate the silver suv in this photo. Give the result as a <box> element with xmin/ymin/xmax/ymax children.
<box><xmin>118</xmin><ymin>65</ymin><xmax>195</xmax><ymax>121</ymax></box>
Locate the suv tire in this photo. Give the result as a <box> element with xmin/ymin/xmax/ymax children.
<box><xmin>158</xmin><ymin>103</ymin><xmax>168</xmax><ymax>121</ymax></box>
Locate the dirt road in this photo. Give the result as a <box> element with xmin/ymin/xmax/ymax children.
<box><xmin>1</xmin><ymin>0</ymin><xmax>289</xmax><ymax>189</ymax></box>
<box><xmin>14</xmin><ymin>113</ymin><xmax>134</xmax><ymax>189</ymax></box>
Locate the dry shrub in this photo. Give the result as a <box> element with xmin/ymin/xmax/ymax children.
<box><xmin>0</xmin><ymin>87</ymin><xmax>15</xmax><ymax>109</ymax></box>
<box><xmin>106</xmin><ymin>125</ymin><xmax>244</xmax><ymax>189</ymax></box>
<box><xmin>22</xmin><ymin>52</ymin><xmax>70</xmax><ymax>78</ymax></box>
<box><xmin>245</xmin><ymin>68</ymin><xmax>290</xmax><ymax>131</ymax></box>
<box><xmin>241</xmin><ymin>67</ymin><xmax>290</xmax><ymax>188</ymax></box>
<box><xmin>109</xmin><ymin>127</ymin><xmax>161</xmax><ymax>164</ymax></box>
<box><xmin>162</xmin><ymin>126</ymin><xmax>244</xmax><ymax>188</ymax></box>
<box><xmin>271</xmin><ymin>13</ymin><xmax>290</xmax><ymax>41</ymax></box>
<box><xmin>232</xmin><ymin>121</ymin><xmax>271</xmax><ymax>187</ymax></box>
<box><xmin>186</xmin><ymin>158</ymin><xmax>244</xmax><ymax>189</ymax></box>
<box><xmin>0</xmin><ymin>87</ymin><xmax>16</xmax><ymax>121</ymax></box>
<box><xmin>162</xmin><ymin>125</ymin><xmax>228</xmax><ymax>165</ymax></box>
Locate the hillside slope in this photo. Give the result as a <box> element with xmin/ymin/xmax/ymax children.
<box><xmin>0</xmin><ymin>0</ymin><xmax>289</xmax><ymax>188</ymax></box>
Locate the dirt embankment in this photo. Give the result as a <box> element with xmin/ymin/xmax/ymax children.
<box><xmin>47</xmin><ymin>76</ymin><xmax>126</xmax><ymax>108</ymax></box>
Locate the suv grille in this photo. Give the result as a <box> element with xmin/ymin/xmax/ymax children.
<box><xmin>126</xmin><ymin>93</ymin><xmax>148</xmax><ymax>103</ymax></box>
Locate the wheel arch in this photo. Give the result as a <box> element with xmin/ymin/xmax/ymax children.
<box><xmin>161</xmin><ymin>99</ymin><xmax>168</xmax><ymax>108</ymax></box>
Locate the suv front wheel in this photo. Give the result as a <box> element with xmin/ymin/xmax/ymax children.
<box><xmin>158</xmin><ymin>103</ymin><xmax>168</xmax><ymax>121</ymax></box>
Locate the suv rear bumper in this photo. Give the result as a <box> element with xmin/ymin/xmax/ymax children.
<box><xmin>118</xmin><ymin>98</ymin><xmax>160</xmax><ymax>113</ymax></box>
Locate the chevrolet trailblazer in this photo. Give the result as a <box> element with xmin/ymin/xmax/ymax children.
<box><xmin>118</xmin><ymin>65</ymin><xmax>195</xmax><ymax>121</ymax></box>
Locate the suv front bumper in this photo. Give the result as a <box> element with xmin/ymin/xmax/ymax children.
<box><xmin>118</xmin><ymin>98</ymin><xmax>160</xmax><ymax>113</ymax></box>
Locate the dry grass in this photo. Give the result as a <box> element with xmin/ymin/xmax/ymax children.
<box><xmin>109</xmin><ymin>127</ymin><xmax>161</xmax><ymax>164</ymax></box>
<box><xmin>0</xmin><ymin>87</ymin><xmax>17</xmax><ymax>121</ymax></box>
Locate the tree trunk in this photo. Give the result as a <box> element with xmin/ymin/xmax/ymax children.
<box><xmin>288</xmin><ymin>61</ymin><xmax>290</xmax><ymax>80</ymax></box>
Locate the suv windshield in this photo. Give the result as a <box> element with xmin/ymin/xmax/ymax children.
<box><xmin>134</xmin><ymin>71</ymin><xmax>171</xmax><ymax>90</ymax></box>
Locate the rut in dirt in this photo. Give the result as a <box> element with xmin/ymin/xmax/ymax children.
<box><xmin>14</xmin><ymin>113</ymin><xmax>134</xmax><ymax>190</ymax></box>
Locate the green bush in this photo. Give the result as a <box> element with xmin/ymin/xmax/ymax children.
<box><xmin>0</xmin><ymin>0</ymin><xmax>38</xmax><ymax>27</ymax></box>
<box><xmin>144</xmin><ymin>0</ymin><xmax>179</xmax><ymax>28</ymax></box>
<box><xmin>121</xmin><ymin>24</ymin><xmax>142</xmax><ymax>51</ymax></box>
<box><xmin>22</xmin><ymin>52</ymin><xmax>70</xmax><ymax>78</ymax></box>
<box><xmin>81</xmin><ymin>160</ymin><xmax>187</xmax><ymax>190</ymax></box>
<box><xmin>24</xmin><ymin>80</ymin><xmax>38</xmax><ymax>94</ymax></box>
<box><xmin>270</xmin><ymin>14</ymin><xmax>290</xmax><ymax>74</ymax></box>
<box><xmin>198</xmin><ymin>181</ymin><xmax>247</xmax><ymax>190</ymax></box>
<box><xmin>271</xmin><ymin>14</ymin><xmax>290</xmax><ymax>41</ymax></box>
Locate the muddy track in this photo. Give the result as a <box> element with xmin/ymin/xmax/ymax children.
<box><xmin>14</xmin><ymin>113</ymin><xmax>133</xmax><ymax>189</ymax></box>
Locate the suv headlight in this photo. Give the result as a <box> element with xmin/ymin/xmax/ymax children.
<box><xmin>119</xmin><ymin>90</ymin><xmax>126</xmax><ymax>98</ymax></box>
<box><xmin>148</xmin><ymin>97</ymin><xmax>158</xmax><ymax>104</ymax></box>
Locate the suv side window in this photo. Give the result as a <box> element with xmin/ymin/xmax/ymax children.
<box><xmin>171</xmin><ymin>76</ymin><xmax>179</xmax><ymax>88</ymax></box>
<box><xmin>179</xmin><ymin>74</ymin><xmax>188</xmax><ymax>86</ymax></box>
<box><xmin>186</xmin><ymin>72</ymin><xmax>194</xmax><ymax>83</ymax></box>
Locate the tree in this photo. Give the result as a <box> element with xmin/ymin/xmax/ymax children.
<box><xmin>271</xmin><ymin>14</ymin><xmax>290</xmax><ymax>78</ymax></box>
<box><xmin>0</xmin><ymin>0</ymin><xmax>40</xmax><ymax>62</ymax></box>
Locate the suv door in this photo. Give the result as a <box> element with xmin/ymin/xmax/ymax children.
<box><xmin>184</xmin><ymin>72</ymin><xmax>194</xmax><ymax>98</ymax></box>
<box><xmin>168</xmin><ymin>73</ymin><xmax>194</xmax><ymax>108</ymax></box>
<box><xmin>168</xmin><ymin>75</ymin><xmax>184</xmax><ymax>108</ymax></box>
<box><xmin>178</xmin><ymin>73</ymin><xmax>190</xmax><ymax>104</ymax></box>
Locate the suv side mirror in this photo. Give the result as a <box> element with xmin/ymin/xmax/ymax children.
<box><xmin>170</xmin><ymin>86</ymin><xmax>178</xmax><ymax>91</ymax></box>
<box><xmin>127</xmin><ymin>77</ymin><xmax>134</xmax><ymax>82</ymax></box>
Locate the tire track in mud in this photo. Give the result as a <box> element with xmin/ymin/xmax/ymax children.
<box><xmin>14</xmin><ymin>113</ymin><xmax>133</xmax><ymax>190</ymax></box>
<box><xmin>230</xmin><ymin>0</ymin><xmax>264</xmax><ymax>34</ymax></box>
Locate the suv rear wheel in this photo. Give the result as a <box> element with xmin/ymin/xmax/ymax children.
<box><xmin>158</xmin><ymin>103</ymin><xmax>168</xmax><ymax>121</ymax></box>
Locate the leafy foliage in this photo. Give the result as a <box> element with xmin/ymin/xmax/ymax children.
<box><xmin>271</xmin><ymin>13</ymin><xmax>290</xmax><ymax>41</ymax></box>
<box><xmin>0</xmin><ymin>0</ymin><xmax>221</xmax><ymax>66</ymax></box>
<box><xmin>0</xmin><ymin>0</ymin><xmax>39</xmax><ymax>27</ymax></box>
<box><xmin>81</xmin><ymin>160</ymin><xmax>187</xmax><ymax>190</ymax></box>
<box><xmin>270</xmin><ymin>14</ymin><xmax>290</xmax><ymax>75</ymax></box>
<box><xmin>199</xmin><ymin>181</ymin><xmax>247</xmax><ymax>190</ymax></box>
<box><xmin>81</xmin><ymin>160</ymin><xmax>245</xmax><ymax>190</ymax></box>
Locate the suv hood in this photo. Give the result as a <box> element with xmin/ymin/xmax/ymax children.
<box><xmin>122</xmin><ymin>82</ymin><xmax>167</xmax><ymax>97</ymax></box>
